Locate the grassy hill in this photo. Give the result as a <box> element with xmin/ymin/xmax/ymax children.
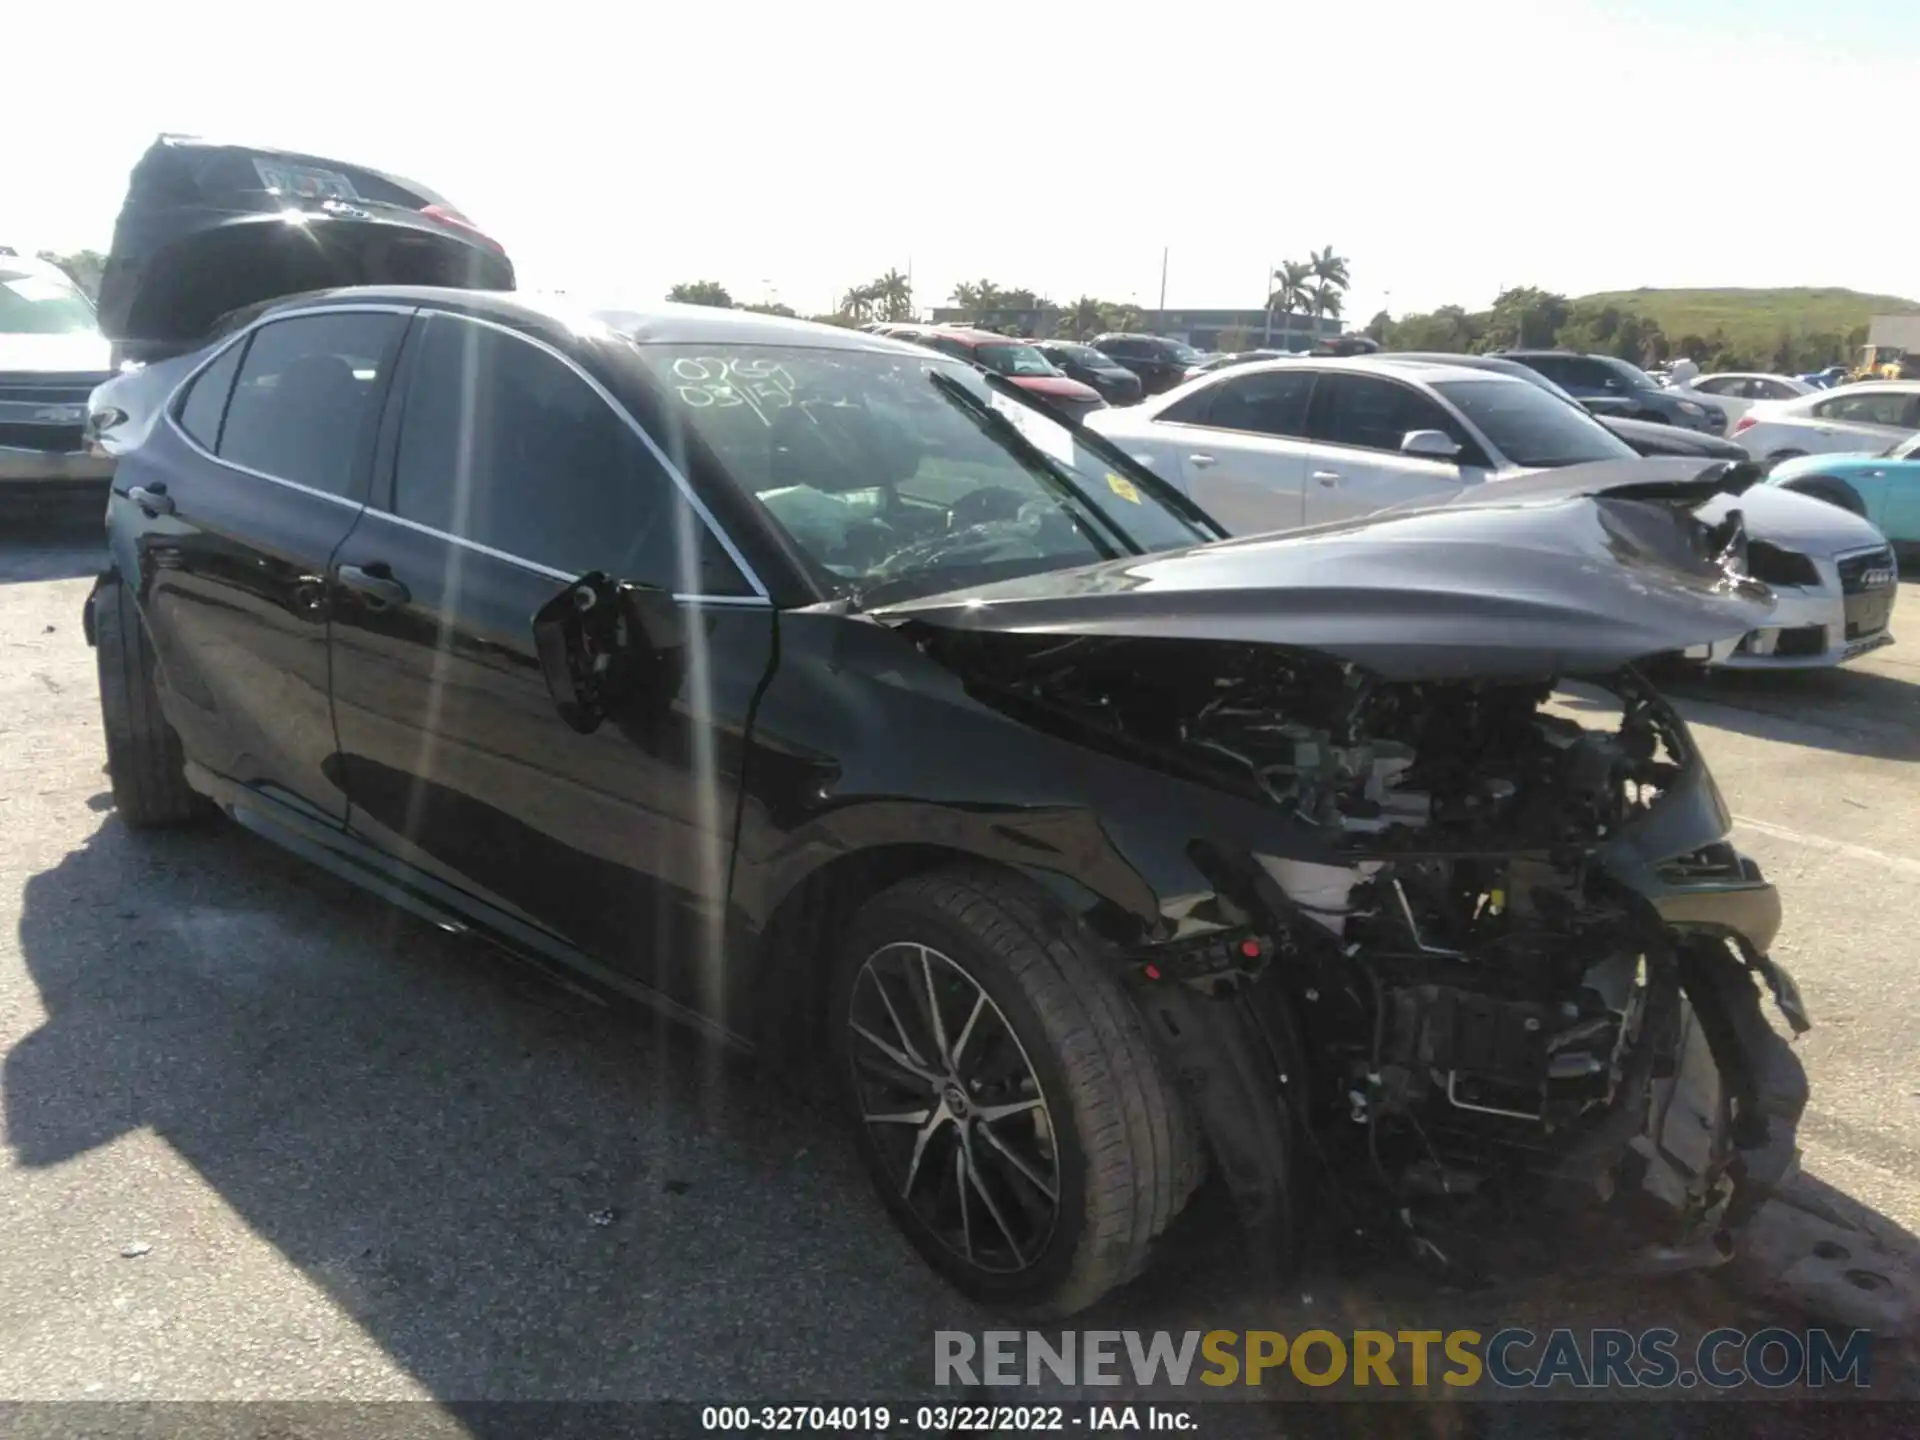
<box><xmin>1575</xmin><ymin>287</ymin><xmax>1920</xmax><ymax>354</ymax></box>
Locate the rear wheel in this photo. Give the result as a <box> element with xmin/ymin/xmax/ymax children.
<box><xmin>1783</xmin><ymin>476</ymin><xmax>1867</xmax><ymax>517</ymax></box>
<box><xmin>94</xmin><ymin>576</ymin><xmax>215</xmax><ymax>829</ymax></box>
<box><xmin>1763</xmin><ymin>448</ymin><xmax>1807</xmax><ymax>472</ymax></box>
<box><xmin>832</xmin><ymin>866</ymin><xmax>1201</xmax><ymax>1315</ymax></box>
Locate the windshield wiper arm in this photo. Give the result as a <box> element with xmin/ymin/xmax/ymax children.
<box><xmin>923</xmin><ymin>369</ymin><xmax>1138</xmax><ymax>555</ymax></box>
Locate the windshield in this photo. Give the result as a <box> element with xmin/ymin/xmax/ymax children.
<box><xmin>973</xmin><ymin>342</ymin><xmax>1059</xmax><ymax>377</ymax></box>
<box><xmin>1052</xmin><ymin>343</ymin><xmax>1110</xmax><ymax>367</ymax></box>
<box><xmin>1432</xmin><ymin>378</ymin><xmax>1637</xmax><ymax>468</ymax></box>
<box><xmin>1887</xmin><ymin>432</ymin><xmax>1920</xmax><ymax>459</ymax></box>
<box><xmin>0</xmin><ymin>269</ymin><xmax>98</xmax><ymax>336</ymax></box>
<box><xmin>1599</xmin><ymin>355</ymin><xmax>1660</xmax><ymax>391</ymax></box>
<box><xmin>634</xmin><ymin>344</ymin><xmax>1214</xmax><ymax>604</ymax></box>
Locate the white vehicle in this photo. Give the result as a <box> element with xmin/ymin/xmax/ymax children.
<box><xmin>1730</xmin><ymin>380</ymin><xmax>1920</xmax><ymax>468</ymax></box>
<box><xmin>1083</xmin><ymin>356</ymin><xmax>1635</xmax><ymax>532</ymax></box>
<box><xmin>1671</xmin><ymin>372</ymin><xmax>1812</xmax><ymax>426</ymax></box>
<box><xmin>1085</xmin><ymin>356</ymin><xmax>1900</xmax><ymax>669</ymax></box>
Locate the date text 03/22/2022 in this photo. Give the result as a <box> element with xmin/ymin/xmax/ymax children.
<box><xmin>700</xmin><ymin>1406</ymin><xmax>1194</xmax><ymax>1432</ymax></box>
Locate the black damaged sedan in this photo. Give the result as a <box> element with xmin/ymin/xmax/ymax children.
<box><xmin>87</xmin><ymin>290</ymin><xmax>1810</xmax><ymax>1315</ymax></box>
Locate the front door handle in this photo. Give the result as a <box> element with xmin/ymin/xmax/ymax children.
<box><xmin>338</xmin><ymin>562</ymin><xmax>411</xmax><ymax>607</ymax></box>
<box><xmin>127</xmin><ymin>484</ymin><xmax>174</xmax><ymax>516</ymax></box>
<box><xmin>1312</xmin><ymin>470</ymin><xmax>1341</xmax><ymax>486</ymax></box>
<box><xmin>1188</xmin><ymin>453</ymin><xmax>1217</xmax><ymax>468</ymax></box>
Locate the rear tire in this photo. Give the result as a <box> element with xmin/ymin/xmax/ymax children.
<box><xmin>94</xmin><ymin>576</ymin><xmax>215</xmax><ymax>829</ymax></box>
<box><xmin>831</xmin><ymin>865</ymin><xmax>1201</xmax><ymax>1315</ymax></box>
<box><xmin>1783</xmin><ymin>476</ymin><xmax>1867</xmax><ymax>517</ymax></box>
<box><xmin>1763</xmin><ymin>448</ymin><xmax>1807</xmax><ymax>471</ymax></box>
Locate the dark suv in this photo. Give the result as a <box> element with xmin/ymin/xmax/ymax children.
<box><xmin>1090</xmin><ymin>333</ymin><xmax>1206</xmax><ymax>396</ymax></box>
<box><xmin>1501</xmin><ymin>350</ymin><xmax>1726</xmax><ymax>434</ymax></box>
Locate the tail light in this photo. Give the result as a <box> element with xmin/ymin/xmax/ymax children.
<box><xmin>420</xmin><ymin>203</ymin><xmax>506</xmax><ymax>255</ymax></box>
<box><xmin>1731</xmin><ymin>415</ymin><xmax>1757</xmax><ymax>435</ymax></box>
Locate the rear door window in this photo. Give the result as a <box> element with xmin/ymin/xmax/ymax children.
<box><xmin>175</xmin><ymin>340</ymin><xmax>246</xmax><ymax>451</ymax></box>
<box><xmin>390</xmin><ymin>314</ymin><xmax>750</xmax><ymax>593</ymax></box>
<box><xmin>1305</xmin><ymin>372</ymin><xmax>1473</xmax><ymax>457</ymax></box>
<box><xmin>1814</xmin><ymin>391</ymin><xmax>1917</xmax><ymax>427</ymax></box>
<box><xmin>217</xmin><ymin>311</ymin><xmax>406</xmax><ymax>497</ymax></box>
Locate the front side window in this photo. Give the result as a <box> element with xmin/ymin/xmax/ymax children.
<box><xmin>392</xmin><ymin>317</ymin><xmax>749</xmax><ymax>593</ymax></box>
<box><xmin>0</xmin><ymin>266</ymin><xmax>98</xmax><ymax>336</ymax></box>
<box><xmin>218</xmin><ymin>311</ymin><xmax>404</xmax><ymax>496</ymax></box>
<box><xmin>1191</xmin><ymin>368</ymin><xmax>1316</xmax><ymax>438</ymax></box>
<box><xmin>630</xmin><ymin>343</ymin><xmax>1214</xmax><ymax>605</ymax></box>
<box><xmin>1692</xmin><ymin>376</ymin><xmax>1737</xmax><ymax>396</ymax></box>
<box><xmin>1306</xmin><ymin>373</ymin><xmax>1469</xmax><ymax>457</ymax></box>
<box><xmin>1430</xmin><ymin>378</ymin><xmax>1635</xmax><ymax>468</ymax></box>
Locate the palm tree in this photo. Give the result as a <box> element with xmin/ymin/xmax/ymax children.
<box><xmin>1053</xmin><ymin>296</ymin><xmax>1105</xmax><ymax>341</ymax></box>
<box><xmin>839</xmin><ymin>282</ymin><xmax>880</xmax><ymax>321</ymax></box>
<box><xmin>873</xmin><ymin>268</ymin><xmax>915</xmax><ymax>322</ymax></box>
<box><xmin>1268</xmin><ymin>260</ymin><xmax>1313</xmax><ymax>348</ymax></box>
<box><xmin>950</xmin><ymin>279</ymin><xmax>1005</xmax><ymax>323</ymax></box>
<box><xmin>1306</xmin><ymin>246</ymin><xmax>1351</xmax><ymax>338</ymax></box>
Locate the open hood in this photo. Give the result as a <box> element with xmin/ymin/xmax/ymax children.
<box><xmin>98</xmin><ymin>135</ymin><xmax>515</xmax><ymax>360</ymax></box>
<box><xmin>873</xmin><ymin>459</ymin><xmax>1776</xmax><ymax>682</ymax></box>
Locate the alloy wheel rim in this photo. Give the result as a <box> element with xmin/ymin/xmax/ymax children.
<box><xmin>846</xmin><ymin>941</ymin><xmax>1060</xmax><ymax>1274</ymax></box>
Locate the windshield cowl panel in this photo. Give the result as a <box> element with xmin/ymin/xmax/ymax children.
<box><xmin>631</xmin><ymin>342</ymin><xmax>1213</xmax><ymax>606</ymax></box>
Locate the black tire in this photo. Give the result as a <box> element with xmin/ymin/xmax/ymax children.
<box><xmin>832</xmin><ymin>865</ymin><xmax>1201</xmax><ymax>1315</ymax></box>
<box><xmin>1763</xmin><ymin>448</ymin><xmax>1807</xmax><ymax>471</ymax></box>
<box><xmin>94</xmin><ymin>576</ymin><xmax>215</xmax><ymax>828</ymax></box>
<box><xmin>1784</xmin><ymin>476</ymin><xmax>1867</xmax><ymax>517</ymax></box>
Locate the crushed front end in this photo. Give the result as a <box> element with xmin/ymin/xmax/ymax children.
<box><xmin>939</xmin><ymin>631</ymin><xmax>1811</xmax><ymax>1280</ymax></box>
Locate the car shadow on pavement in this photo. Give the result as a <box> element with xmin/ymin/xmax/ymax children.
<box><xmin>1659</xmin><ymin>664</ymin><xmax>1920</xmax><ymax>763</ymax></box>
<box><xmin>0</xmin><ymin>495</ymin><xmax>107</xmax><ymax>585</ymax></box>
<box><xmin>7</xmin><ymin>815</ymin><xmax>1917</xmax><ymax>1404</ymax></box>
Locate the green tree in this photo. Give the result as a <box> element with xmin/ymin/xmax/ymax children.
<box><xmin>1386</xmin><ymin>304</ymin><xmax>1483</xmax><ymax>352</ymax></box>
<box><xmin>666</xmin><ymin>280</ymin><xmax>734</xmax><ymax>308</ymax></box>
<box><xmin>741</xmin><ymin>301</ymin><xmax>797</xmax><ymax>318</ymax></box>
<box><xmin>1307</xmin><ymin>281</ymin><xmax>1344</xmax><ymax>325</ymax></box>
<box><xmin>838</xmin><ymin>282</ymin><xmax>880</xmax><ymax>321</ymax></box>
<box><xmin>36</xmin><ymin>249</ymin><xmax>106</xmax><ymax>302</ymax></box>
<box><xmin>1480</xmin><ymin>287</ymin><xmax>1570</xmax><ymax>350</ymax></box>
<box><xmin>1362</xmin><ymin>309</ymin><xmax>1395</xmax><ymax>344</ymax></box>
<box><xmin>1304</xmin><ymin>245</ymin><xmax>1351</xmax><ymax>332</ymax></box>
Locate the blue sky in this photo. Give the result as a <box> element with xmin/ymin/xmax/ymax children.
<box><xmin>7</xmin><ymin>0</ymin><xmax>1915</xmax><ymax>320</ymax></box>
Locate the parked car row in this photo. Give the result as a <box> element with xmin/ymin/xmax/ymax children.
<box><xmin>1086</xmin><ymin>354</ymin><xmax>1900</xmax><ymax>668</ymax></box>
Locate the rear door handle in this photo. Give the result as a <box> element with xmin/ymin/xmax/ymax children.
<box><xmin>1187</xmin><ymin>453</ymin><xmax>1217</xmax><ymax>468</ymax></box>
<box><xmin>127</xmin><ymin>483</ymin><xmax>174</xmax><ymax>516</ymax></box>
<box><xmin>1312</xmin><ymin>470</ymin><xmax>1341</xmax><ymax>485</ymax></box>
<box><xmin>338</xmin><ymin>562</ymin><xmax>411</xmax><ymax>607</ymax></box>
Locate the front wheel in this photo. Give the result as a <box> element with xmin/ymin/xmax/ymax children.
<box><xmin>832</xmin><ymin>866</ymin><xmax>1201</xmax><ymax>1315</ymax></box>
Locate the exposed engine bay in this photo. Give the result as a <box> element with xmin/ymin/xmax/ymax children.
<box><xmin>917</xmin><ymin>627</ymin><xmax>1810</xmax><ymax>1277</ymax></box>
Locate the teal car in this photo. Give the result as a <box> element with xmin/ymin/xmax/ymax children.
<box><xmin>1766</xmin><ymin>434</ymin><xmax>1920</xmax><ymax>548</ymax></box>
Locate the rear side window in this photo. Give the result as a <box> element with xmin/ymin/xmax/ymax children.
<box><xmin>1814</xmin><ymin>391</ymin><xmax>1916</xmax><ymax>428</ymax></box>
<box><xmin>1518</xmin><ymin>354</ymin><xmax>1570</xmax><ymax>384</ymax></box>
<box><xmin>217</xmin><ymin>312</ymin><xmax>405</xmax><ymax>496</ymax></box>
<box><xmin>390</xmin><ymin>315</ymin><xmax>750</xmax><ymax>594</ymax></box>
<box><xmin>1187</xmin><ymin>368</ymin><xmax>1316</xmax><ymax>437</ymax></box>
<box><xmin>175</xmin><ymin>341</ymin><xmax>245</xmax><ymax>450</ymax></box>
<box><xmin>1306</xmin><ymin>373</ymin><xmax>1472</xmax><ymax>457</ymax></box>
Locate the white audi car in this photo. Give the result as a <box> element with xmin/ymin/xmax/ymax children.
<box><xmin>1670</xmin><ymin>371</ymin><xmax>1813</xmax><ymax>426</ymax></box>
<box><xmin>1730</xmin><ymin>380</ymin><xmax>1920</xmax><ymax>469</ymax></box>
<box><xmin>1085</xmin><ymin>357</ymin><xmax>1899</xmax><ymax>668</ymax></box>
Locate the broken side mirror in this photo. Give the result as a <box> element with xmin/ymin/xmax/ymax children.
<box><xmin>532</xmin><ymin>572</ymin><xmax>687</xmax><ymax>735</ymax></box>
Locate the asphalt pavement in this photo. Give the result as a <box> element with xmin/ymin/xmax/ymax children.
<box><xmin>1</xmin><ymin>499</ymin><xmax>1915</xmax><ymax>1415</ymax></box>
